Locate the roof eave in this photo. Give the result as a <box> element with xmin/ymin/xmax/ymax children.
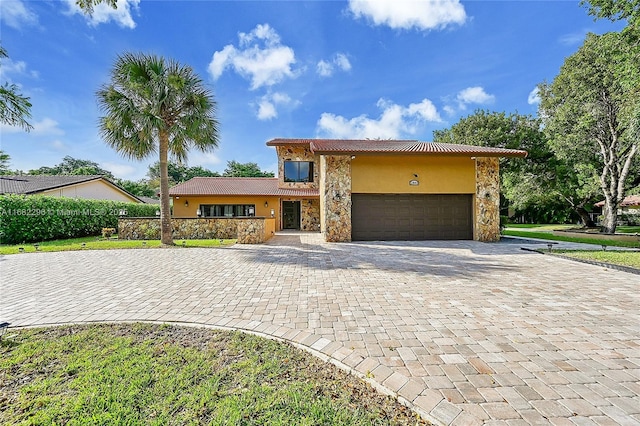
<box><xmin>312</xmin><ymin>150</ymin><xmax>528</xmax><ymax>158</ymax></box>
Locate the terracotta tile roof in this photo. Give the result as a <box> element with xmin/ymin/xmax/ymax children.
<box><xmin>267</xmin><ymin>138</ymin><xmax>528</xmax><ymax>157</ymax></box>
<box><xmin>169</xmin><ymin>177</ymin><xmax>319</xmax><ymax>197</ymax></box>
<box><xmin>594</xmin><ymin>195</ymin><xmax>640</xmax><ymax>207</ymax></box>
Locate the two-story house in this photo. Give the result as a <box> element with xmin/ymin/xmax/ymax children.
<box><xmin>169</xmin><ymin>138</ymin><xmax>527</xmax><ymax>242</ymax></box>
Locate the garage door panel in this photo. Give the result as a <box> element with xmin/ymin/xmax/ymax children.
<box><xmin>352</xmin><ymin>194</ymin><xmax>472</xmax><ymax>241</ymax></box>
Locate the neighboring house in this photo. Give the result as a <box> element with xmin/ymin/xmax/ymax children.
<box><xmin>594</xmin><ymin>195</ymin><xmax>640</xmax><ymax>215</ymax></box>
<box><xmin>0</xmin><ymin>175</ymin><xmax>143</xmax><ymax>203</ymax></box>
<box><xmin>170</xmin><ymin>138</ymin><xmax>527</xmax><ymax>242</ymax></box>
<box><xmin>138</xmin><ymin>196</ymin><xmax>161</xmax><ymax>205</ymax></box>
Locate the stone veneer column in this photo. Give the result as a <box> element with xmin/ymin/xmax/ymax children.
<box><xmin>300</xmin><ymin>199</ymin><xmax>320</xmax><ymax>231</ymax></box>
<box><xmin>475</xmin><ymin>157</ymin><xmax>500</xmax><ymax>242</ymax></box>
<box><xmin>320</xmin><ymin>155</ymin><xmax>352</xmax><ymax>242</ymax></box>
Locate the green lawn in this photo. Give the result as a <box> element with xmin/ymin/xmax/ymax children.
<box><xmin>0</xmin><ymin>236</ymin><xmax>236</xmax><ymax>255</ymax></box>
<box><xmin>555</xmin><ymin>250</ymin><xmax>640</xmax><ymax>269</ymax></box>
<box><xmin>505</xmin><ymin>224</ymin><xmax>576</xmax><ymax>232</ymax></box>
<box><xmin>503</xmin><ymin>229</ymin><xmax>639</xmax><ymax>248</ymax></box>
<box><xmin>0</xmin><ymin>324</ymin><xmax>426</xmax><ymax>426</ymax></box>
<box><xmin>506</xmin><ymin>223</ymin><xmax>640</xmax><ymax>234</ymax></box>
<box><xmin>617</xmin><ymin>225</ymin><xmax>640</xmax><ymax>234</ymax></box>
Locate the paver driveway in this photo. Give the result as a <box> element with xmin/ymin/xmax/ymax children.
<box><xmin>1</xmin><ymin>234</ymin><xmax>639</xmax><ymax>425</ymax></box>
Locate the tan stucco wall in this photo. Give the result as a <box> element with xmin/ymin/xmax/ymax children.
<box><xmin>351</xmin><ymin>155</ymin><xmax>476</xmax><ymax>194</ymax></box>
<box><xmin>474</xmin><ymin>157</ymin><xmax>500</xmax><ymax>242</ymax></box>
<box><xmin>275</xmin><ymin>145</ymin><xmax>320</xmax><ymax>189</ymax></box>
<box><xmin>40</xmin><ymin>180</ymin><xmax>140</xmax><ymax>203</ymax></box>
<box><xmin>172</xmin><ymin>195</ymin><xmax>281</xmax><ymax>229</ymax></box>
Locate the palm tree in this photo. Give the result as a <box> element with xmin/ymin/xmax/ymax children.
<box><xmin>0</xmin><ymin>45</ymin><xmax>33</xmax><ymax>131</ymax></box>
<box><xmin>97</xmin><ymin>53</ymin><xmax>220</xmax><ymax>245</ymax></box>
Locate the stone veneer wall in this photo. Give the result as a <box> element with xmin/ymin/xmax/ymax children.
<box><xmin>236</xmin><ymin>219</ymin><xmax>266</xmax><ymax>244</ymax></box>
<box><xmin>118</xmin><ymin>217</ymin><xmax>268</xmax><ymax>244</ymax></box>
<box><xmin>320</xmin><ymin>155</ymin><xmax>352</xmax><ymax>242</ymax></box>
<box><xmin>300</xmin><ymin>199</ymin><xmax>320</xmax><ymax>231</ymax></box>
<box><xmin>276</xmin><ymin>146</ymin><xmax>319</xmax><ymax>189</ymax></box>
<box><xmin>475</xmin><ymin>157</ymin><xmax>500</xmax><ymax>242</ymax></box>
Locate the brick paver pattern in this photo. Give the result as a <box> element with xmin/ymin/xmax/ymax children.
<box><xmin>1</xmin><ymin>234</ymin><xmax>639</xmax><ymax>425</ymax></box>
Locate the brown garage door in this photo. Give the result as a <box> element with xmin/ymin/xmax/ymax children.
<box><xmin>351</xmin><ymin>194</ymin><xmax>473</xmax><ymax>241</ymax></box>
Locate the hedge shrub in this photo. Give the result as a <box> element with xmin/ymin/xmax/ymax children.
<box><xmin>0</xmin><ymin>195</ymin><xmax>159</xmax><ymax>244</ymax></box>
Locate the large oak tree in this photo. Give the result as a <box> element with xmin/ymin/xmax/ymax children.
<box><xmin>432</xmin><ymin>111</ymin><xmax>591</xmax><ymax>224</ymax></box>
<box><xmin>538</xmin><ymin>31</ymin><xmax>639</xmax><ymax>233</ymax></box>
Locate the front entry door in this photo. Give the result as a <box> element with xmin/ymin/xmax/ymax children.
<box><xmin>282</xmin><ymin>201</ymin><xmax>301</xmax><ymax>230</ymax></box>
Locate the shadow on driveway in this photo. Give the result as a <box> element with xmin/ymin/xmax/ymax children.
<box><xmin>230</xmin><ymin>236</ymin><xmax>526</xmax><ymax>278</ymax></box>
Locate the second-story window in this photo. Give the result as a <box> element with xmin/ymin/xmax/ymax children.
<box><xmin>284</xmin><ymin>161</ymin><xmax>314</xmax><ymax>183</ymax></box>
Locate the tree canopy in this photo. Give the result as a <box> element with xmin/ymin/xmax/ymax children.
<box><xmin>223</xmin><ymin>160</ymin><xmax>274</xmax><ymax>177</ymax></box>
<box><xmin>432</xmin><ymin>110</ymin><xmax>583</xmax><ymax>223</ymax></box>
<box><xmin>0</xmin><ymin>150</ymin><xmax>11</xmax><ymax>174</ymax></box>
<box><xmin>147</xmin><ymin>161</ymin><xmax>220</xmax><ymax>184</ymax></box>
<box><xmin>0</xmin><ymin>45</ymin><xmax>32</xmax><ymax>132</ymax></box>
<box><xmin>28</xmin><ymin>156</ymin><xmax>115</xmax><ymax>179</ymax></box>
<box><xmin>582</xmin><ymin>0</ymin><xmax>639</xmax><ymax>37</ymax></box>
<box><xmin>538</xmin><ymin>31</ymin><xmax>640</xmax><ymax>232</ymax></box>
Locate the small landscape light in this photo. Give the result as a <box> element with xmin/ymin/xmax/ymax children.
<box><xmin>182</xmin><ymin>240</ymin><xmax>186</xmax><ymax>247</ymax></box>
<box><xmin>0</xmin><ymin>322</ymin><xmax>9</xmax><ymax>340</ymax></box>
<box><xmin>142</xmin><ymin>241</ymin><xmax>147</xmax><ymax>247</ymax></box>
<box><xmin>546</xmin><ymin>243</ymin><xmax>554</xmax><ymax>252</ymax></box>
<box><xmin>81</xmin><ymin>242</ymin><xmax>86</xmax><ymax>248</ymax></box>
<box><xmin>18</xmin><ymin>247</ymin><xmax>24</xmax><ymax>253</ymax></box>
<box><xmin>601</xmin><ymin>244</ymin><xmax>607</xmax><ymax>251</ymax></box>
<box><xmin>34</xmin><ymin>244</ymin><xmax>40</xmax><ymax>251</ymax></box>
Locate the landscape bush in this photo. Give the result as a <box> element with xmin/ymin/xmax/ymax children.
<box><xmin>0</xmin><ymin>195</ymin><xmax>159</xmax><ymax>244</ymax></box>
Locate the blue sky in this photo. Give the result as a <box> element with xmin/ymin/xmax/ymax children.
<box><xmin>0</xmin><ymin>0</ymin><xmax>625</xmax><ymax>180</ymax></box>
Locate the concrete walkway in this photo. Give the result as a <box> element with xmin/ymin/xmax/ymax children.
<box><xmin>502</xmin><ymin>235</ymin><xmax>640</xmax><ymax>252</ymax></box>
<box><xmin>1</xmin><ymin>233</ymin><xmax>639</xmax><ymax>425</ymax></box>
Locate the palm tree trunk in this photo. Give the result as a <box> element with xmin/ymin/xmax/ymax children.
<box><xmin>159</xmin><ymin>130</ymin><xmax>173</xmax><ymax>245</ymax></box>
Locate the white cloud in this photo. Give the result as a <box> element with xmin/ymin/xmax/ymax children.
<box><xmin>316</xmin><ymin>60</ymin><xmax>333</xmax><ymax>77</ymax></box>
<box><xmin>0</xmin><ymin>117</ymin><xmax>64</xmax><ymax>135</ymax></box>
<box><xmin>208</xmin><ymin>24</ymin><xmax>297</xmax><ymax>90</ymax></box>
<box><xmin>317</xmin><ymin>98</ymin><xmax>441</xmax><ymax>139</ymax></box>
<box><xmin>348</xmin><ymin>0</ymin><xmax>467</xmax><ymax>31</ymax></box>
<box><xmin>255</xmin><ymin>92</ymin><xmax>298</xmax><ymax>121</ymax></box>
<box><xmin>101</xmin><ymin>162</ymin><xmax>137</xmax><ymax>179</ymax></box>
<box><xmin>188</xmin><ymin>152</ymin><xmax>223</xmax><ymax>167</ymax></box>
<box><xmin>334</xmin><ymin>53</ymin><xmax>352</xmax><ymax>72</ymax></box>
<box><xmin>528</xmin><ymin>87</ymin><xmax>541</xmax><ymax>105</ymax></box>
<box><xmin>257</xmin><ymin>100</ymin><xmax>278</xmax><ymax>121</ymax></box>
<box><xmin>0</xmin><ymin>0</ymin><xmax>38</xmax><ymax>29</ymax></box>
<box><xmin>51</xmin><ymin>140</ymin><xmax>68</xmax><ymax>151</ymax></box>
<box><xmin>443</xmin><ymin>105</ymin><xmax>456</xmax><ymax>116</ymax></box>
<box><xmin>33</xmin><ymin>118</ymin><xmax>65</xmax><ymax>136</ymax></box>
<box><xmin>2</xmin><ymin>58</ymin><xmax>39</xmax><ymax>80</ymax></box>
<box><xmin>63</xmin><ymin>0</ymin><xmax>140</xmax><ymax>29</ymax></box>
<box><xmin>456</xmin><ymin>86</ymin><xmax>495</xmax><ymax>109</ymax></box>
<box><xmin>559</xmin><ymin>30</ymin><xmax>587</xmax><ymax>46</ymax></box>
<box><xmin>316</xmin><ymin>53</ymin><xmax>352</xmax><ymax>77</ymax></box>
